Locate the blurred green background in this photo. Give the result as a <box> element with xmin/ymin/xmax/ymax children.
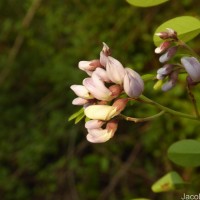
<box><xmin>0</xmin><ymin>0</ymin><xmax>200</xmax><ymax>200</ymax></box>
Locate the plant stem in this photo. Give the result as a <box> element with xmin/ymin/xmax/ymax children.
<box><xmin>139</xmin><ymin>95</ymin><xmax>199</xmax><ymax>121</ymax></box>
<box><xmin>120</xmin><ymin>111</ymin><xmax>165</xmax><ymax>123</ymax></box>
<box><xmin>178</xmin><ymin>40</ymin><xmax>200</xmax><ymax>59</ymax></box>
<box><xmin>186</xmin><ymin>83</ymin><xmax>200</xmax><ymax>118</ymax></box>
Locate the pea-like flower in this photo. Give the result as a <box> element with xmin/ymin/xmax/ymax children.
<box><xmin>106</xmin><ymin>56</ymin><xmax>125</xmax><ymax>84</ymax></box>
<box><xmin>92</xmin><ymin>67</ymin><xmax>111</xmax><ymax>82</ymax></box>
<box><xmin>123</xmin><ymin>68</ymin><xmax>144</xmax><ymax>98</ymax></box>
<box><xmin>70</xmin><ymin>85</ymin><xmax>94</xmax><ymax>99</ymax></box>
<box><xmin>84</xmin><ymin>105</ymin><xmax>118</xmax><ymax>121</ymax></box>
<box><xmin>85</xmin><ymin>119</ymin><xmax>105</xmax><ymax>129</ymax></box>
<box><xmin>78</xmin><ymin>60</ymin><xmax>102</xmax><ymax>75</ymax></box>
<box><xmin>72</xmin><ymin>97</ymin><xmax>89</xmax><ymax>105</ymax></box>
<box><xmin>181</xmin><ymin>57</ymin><xmax>200</xmax><ymax>83</ymax></box>
<box><xmin>86</xmin><ymin>120</ymin><xmax>118</xmax><ymax>143</ymax></box>
<box><xmin>83</xmin><ymin>75</ymin><xmax>112</xmax><ymax>101</ymax></box>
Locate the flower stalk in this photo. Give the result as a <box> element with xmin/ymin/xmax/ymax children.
<box><xmin>139</xmin><ymin>95</ymin><xmax>199</xmax><ymax>121</ymax></box>
<box><xmin>120</xmin><ymin>110</ymin><xmax>165</xmax><ymax>123</ymax></box>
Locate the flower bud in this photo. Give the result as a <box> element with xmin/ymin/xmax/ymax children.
<box><xmin>112</xmin><ymin>98</ymin><xmax>128</xmax><ymax>113</ymax></box>
<box><xmin>181</xmin><ymin>57</ymin><xmax>200</xmax><ymax>82</ymax></box>
<box><xmin>72</xmin><ymin>97</ymin><xmax>89</xmax><ymax>105</ymax></box>
<box><xmin>78</xmin><ymin>60</ymin><xmax>102</xmax><ymax>75</ymax></box>
<box><xmin>159</xmin><ymin>46</ymin><xmax>177</xmax><ymax>63</ymax></box>
<box><xmin>84</xmin><ymin>105</ymin><xmax>118</xmax><ymax>121</ymax></box>
<box><xmin>155</xmin><ymin>28</ymin><xmax>177</xmax><ymax>40</ymax></box>
<box><xmin>70</xmin><ymin>85</ymin><xmax>93</xmax><ymax>99</ymax></box>
<box><xmin>155</xmin><ymin>41</ymin><xmax>171</xmax><ymax>54</ymax></box>
<box><xmin>157</xmin><ymin>64</ymin><xmax>173</xmax><ymax>76</ymax></box>
<box><xmin>100</xmin><ymin>42</ymin><xmax>111</xmax><ymax>67</ymax></box>
<box><xmin>123</xmin><ymin>68</ymin><xmax>144</xmax><ymax>98</ymax></box>
<box><xmin>161</xmin><ymin>71</ymin><xmax>178</xmax><ymax>91</ymax></box>
<box><xmin>106</xmin><ymin>56</ymin><xmax>125</xmax><ymax>84</ymax></box>
<box><xmin>109</xmin><ymin>84</ymin><xmax>123</xmax><ymax>98</ymax></box>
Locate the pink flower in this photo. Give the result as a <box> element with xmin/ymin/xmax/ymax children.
<box><xmin>85</xmin><ymin>120</ymin><xmax>105</xmax><ymax>129</ymax></box>
<box><xmin>70</xmin><ymin>85</ymin><xmax>93</xmax><ymax>99</ymax></box>
<box><xmin>92</xmin><ymin>68</ymin><xmax>111</xmax><ymax>82</ymax></box>
<box><xmin>83</xmin><ymin>74</ymin><xmax>112</xmax><ymax>101</ymax></box>
<box><xmin>123</xmin><ymin>68</ymin><xmax>144</xmax><ymax>98</ymax></box>
<box><xmin>72</xmin><ymin>97</ymin><xmax>89</xmax><ymax>105</ymax></box>
<box><xmin>78</xmin><ymin>60</ymin><xmax>102</xmax><ymax>75</ymax></box>
<box><xmin>86</xmin><ymin>120</ymin><xmax>118</xmax><ymax>143</ymax></box>
<box><xmin>106</xmin><ymin>56</ymin><xmax>125</xmax><ymax>84</ymax></box>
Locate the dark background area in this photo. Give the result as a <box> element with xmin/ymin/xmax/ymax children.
<box><xmin>0</xmin><ymin>0</ymin><xmax>200</xmax><ymax>199</ymax></box>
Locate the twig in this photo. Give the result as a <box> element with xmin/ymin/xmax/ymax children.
<box><xmin>0</xmin><ymin>0</ymin><xmax>43</xmax><ymax>85</ymax></box>
<box><xmin>97</xmin><ymin>143</ymin><xmax>141</xmax><ymax>200</ymax></box>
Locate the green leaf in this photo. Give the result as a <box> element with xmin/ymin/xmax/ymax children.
<box><xmin>154</xmin><ymin>16</ymin><xmax>200</xmax><ymax>46</ymax></box>
<box><xmin>126</xmin><ymin>0</ymin><xmax>169</xmax><ymax>7</ymax></box>
<box><xmin>68</xmin><ymin>108</ymin><xmax>84</xmax><ymax>122</ymax></box>
<box><xmin>151</xmin><ymin>171</ymin><xmax>185</xmax><ymax>193</ymax></box>
<box><xmin>168</xmin><ymin>139</ymin><xmax>200</xmax><ymax>167</ymax></box>
<box><xmin>75</xmin><ymin>112</ymin><xmax>85</xmax><ymax>124</ymax></box>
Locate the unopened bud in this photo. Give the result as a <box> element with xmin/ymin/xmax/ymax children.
<box><xmin>123</xmin><ymin>68</ymin><xmax>144</xmax><ymax>98</ymax></box>
<box><xmin>100</xmin><ymin>42</ymin><xmax>111</xmax><ymax>66</ymax></box>
<box><xmin>109</xmin><ymin>84</ymin><xmax>123</xmax><ymax>98</ymax></box>
<box><xmin>181</xmin><ymin>57</ymin><xmax>200</xmax><ymax>82</ymax></box>
<box><xmin>112</xmin><ymin>98</ymin><xmax>128</xmax><ymax>113</ymax></box>
<box><xmin>106</xmin><ymin>119</ymin><xmax>118</xmax><ymax>134</ymax></box>
<box><xmin>161</xmin><ymin>71</ymin><xmax>178</xmax><ymax>91</ymax></box>
<box><xmin>157</xmin><ymin>64</ymin><xmax>173</xmax><ymax>76</ymax></box>
<box><xmin>155</xmin><ymin>28</ymin><xmax>178</xmax><ymax>40</ymax></box>
<box><xmin>106</xmin><ymin>56</ymin><xmax>125</xmax><ymax>84</ymax></box>
<box><xmin>155</xmin><ymin>41</ymin><xmax>171</xmax><ymax>54</ymax></box>
<box><xmin>159</xmin><ymin>46</ymin><xmax>177</xmax><ymax>63</ymax></box>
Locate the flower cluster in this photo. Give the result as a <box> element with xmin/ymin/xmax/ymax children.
<box><xmin>155</xmin><ymin>28</ymin><xmax>200</xmax><ymax>91</ymax></box>
<box><xmin>70</xmin><ymin>43</ymin><xmax>144</xmax><ymax>143</ymax></box>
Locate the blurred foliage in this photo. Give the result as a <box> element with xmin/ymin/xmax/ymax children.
<box><xmin>0</xmin><ymin>0</ymin><xmax>200</xmax><ymax>200</ymax></box>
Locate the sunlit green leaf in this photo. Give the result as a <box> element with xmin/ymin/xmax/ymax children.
<box><xmin>168</xmin><ymin>139</ymin><xmax>200</xmax><ymax>167</ymax></box>
<box><xmin>151</xmin><ymin>171</ymin><xmax>185</xmax><ymax>193</ymax></box>
<box><xmin>154</xmin><ymin>16</ymin><xmax>200</xmax><ymax>46</ymax></box>
<box><xmin>126</xmin><ymin>0</ymin><xmax>169</xmax><ymax>7</ymax></box>
<box><xmin>68</xmin><ymin>108</ymin><xmax>84</xmax><ymax>121</ymax></box>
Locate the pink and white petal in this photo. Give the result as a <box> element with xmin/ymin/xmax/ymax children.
<box><xmin>85</xmin><ymin>120</ymin><xmax>104</xmax><ymax>129</ymax></box>
<box><xmin>72</xmin><ymin>97</ymin><xmax>89</xmax><ymax>105</ymax></box>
